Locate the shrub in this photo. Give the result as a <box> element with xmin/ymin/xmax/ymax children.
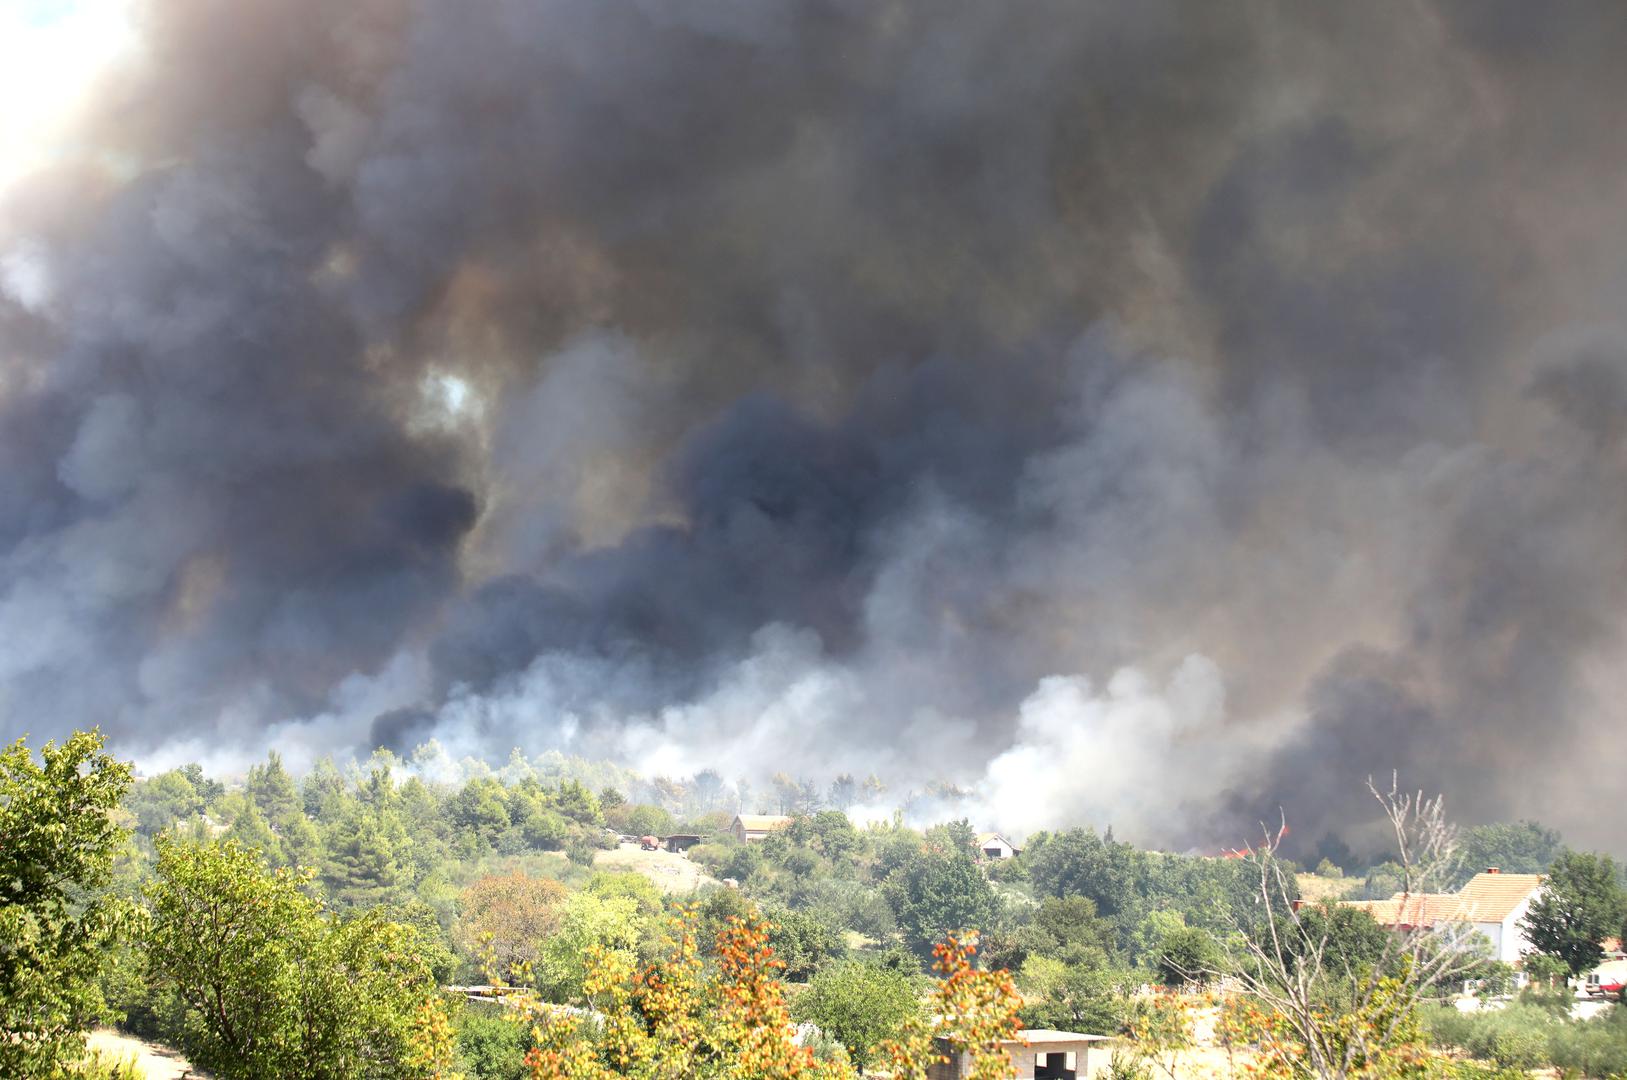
<box><xmin>456</xmin><ymin>1004</ymin><xmax>531</xmax><ymax>1080</ymax></box>
<box><xmin>684</xmin><ymin>842</ymin><xmax>733</xmax><ymax>876</ymax></box>
<box><xmin>1486</xmin><ymin>1025</ymin><xmax>1547</xmax><ymax>1070</ymax></box>
<box><xmin>1104</xmin><ymin>1051</ymin><xmax>1153</xmax><ymax>1080</ymax></box>
<box><xmin>1547</xmin><ymin>1007</ymin><xmax>1627</xmax><ymax>1079</ymax></box>
<box><xmin>74</xmin><ymin>1049</ymin><xmax>147</xmax><ymax>1079</ymax></box>
<box><xmin>564</xmin><ymin>836</ymin><xmax>599</xmax><ymax>867</ymax></box>
<box><xmin>986</xmin><ymin>855</ymin><xmax>1030</xmax><ymax>883</ymax></box>
<box><xmin>1425</xmin><ymin>1000</ymin><xmax>1568</xmax><ymax>1072</ymax></box>
<box><xmin>791</xmin><ymin>958</ymin><xmax>922</xmax><ymax>1070</ymax></box>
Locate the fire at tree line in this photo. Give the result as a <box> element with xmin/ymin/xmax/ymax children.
<box><xmin>3</xmin><ymin>730</ymin><xmax>1626</xmax><ymax>1079</ymax></box>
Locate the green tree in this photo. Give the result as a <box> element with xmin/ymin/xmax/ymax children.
<box><xmin>225</xmin><ymin>802</ymin><xmax>287</xmax><ymax>866</ymax></box>
<box><xmin>1521</xmin><ymin>850</ymin><xmax>1627</xmax><ymax>976</ymax></box>
<box><xmin>1452</xmin><ymin>821</ymin><xmax>1564</xmax><ymax>886</ymax></box>
<box><xmin>885</xmin><ymin>848</ymin><xmax>999</xmax><ymax>952</ymax></box>
<box><xmin>449</xmin><ymin>777</ymin><xmax>512</xmax><ymax>844</ymax></box>
<box><xmin>1154</xmin><ymin>926</ymin><xmax>1222</xmax><ymax>986</ymax></box>
<box><xmin>455</xmin><ymin>1004</ymin><xmax>531</xmax><ymax>1080</ymax></box>
<box><xmin>1024</xmin><ymin>827</ymin><xmax>1142</xmax><ymax>923</ymax></box>
<box><xmin>1359</xmin><ymin>860</ymin><xmax>1407</xmax><ymax>901</ymax></box>
<box><xmin>1027</xmin><ymin>895</ymin><xmax>1119</xmax><ymax>967</ymax></box>
<box><xmin>1017</xmin><ymin>957</ymin><xmax>1134</xmax><ymax>1035</ymax></box>
<box><xmin>301</xmin><ymin>758</ymin><xmax>349</xmax><ymax>822</ymax></box>
<box><xmin>550</xmin><ymin>780</ymin><xmax>602</xmax><ymax>826</ymax></box>
<box><xmin>322</xmin><ymin>797</ymin><xmax>413</xmax><ymax>909</ymax></box>
<box><xmin>179</xmin><ymin>762</ymin><xmax>226</xmax><ymax>807</ymax></box>
<box><xmin>792</xmin><ymin>959</ymin><xmax>922</xmax><ymax>1071</ymax></box>
<box><xmin>245</xmin><ymin>751</ymin><xmax>301</xmax><ymax>827</ymax></box>
<box><xmin>0</xmin><ymin>729</ymin><xmax>133</xmax><ymax>1077</ymax></box>
<box><xmin>535</xmin><ymin>890</ymin><xmax>642</xmax><ymax>1003</ymax></box>
<box><xmin>125</xmin><ymin>768</ymin><xmax>205</xmax><ymax>836</ymax></box>
<box><xmin>764</xmin><ymin>906</ymin><xmax>847</xmax><ymax>982</ymax></box>
<box><xmin>607</xmin><ymin>803</ymin><xmax>672</xmax><ymax>838</ymax></box>
<box><xmin>1284</xmin><ymin>901</ymin><xmax>1395</xmax><ymax>979</ymax></box>
<box><xmin>144</xmin><ymin>837</ymin><xmax>446</xmax><ymax>1079</ymax></box>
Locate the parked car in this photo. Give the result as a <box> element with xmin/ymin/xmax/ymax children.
<box><xmin>1583</xmin><ymin>959</ymin><xmax>1627</xmax><ymax>1000</ymax></box>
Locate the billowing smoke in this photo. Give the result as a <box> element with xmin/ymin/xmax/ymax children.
<box><xmin>4</xmin><ymin>0</ymin><xmax>1627</xmax><ymax>853</ymax></box>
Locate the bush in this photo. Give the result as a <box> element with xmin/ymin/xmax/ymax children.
<box><xmin>791</xmin><ymin>959</ymin><xmax>921</xmax><ymax>1070</ymax></box>
<box><xmin>685</xmin><ymin>842</ymin><xmax>733</xmax><ymax>875</ymax></box>
<box><xmin>455</xmin><ymin>1004</ymin><xmax>531</xmax><ymax>1080</ymax></box>
<box><xmin>720</xmin><ymin>843</ymin><xmax>763</xmax><ymax>883</ymax></box>
<box><xmin>1486</xmin><ymin>1025</ymin><xmax>1547</xmax><ymax>1070</ymax></box>
<box><xmin>766</xmin><ymin>907</ymin><xmax>848</xmax><ymax>982</ymax></box>
<box><xmin>1424</xmin><ymin>1001</ymin><xmax>1558</xmax><ymax>1068</ymax></box>
<box><xmin>986</xmin><ymin>856</ymin><xmax>1030</xmax><ymax>883</ymax></box>
<box><xmin>1470</xmin><ymin>960</ymin><xmax>1515</xmax><ymax>1000</ymax></box>
<box><xmin>605</xmin><ymin>803</ymin><xmax>673</xmax><ymax>838</ymax></box>
<box><xmin>1104</xmin><ymin>1052</ymin><xmax>1152</xmax><ymax>1080</ymax></box>
<box><xmin>74</xmin><ymin>1049</ymin><xmax>147</xmax><ymax>1079</ymax></box>
<box><xmin>565</xmin><ymin>836</ymin><xmax>599</xmax><ymax>867</ymax></box>
<box><xmin>1420</xmin><ymin>999</ymin><xmax>1627</xmax><ymax>1076</ymax></box>
<box><xmin>1442</xmin><ymin>1061</ymin><xmax>1528</xmax><ymax>1080</ymax></box>
<box><xmin>1547</xmin><ymin>1007</ymin><xmax>1627</xmax><ymax>1079</ymax></box>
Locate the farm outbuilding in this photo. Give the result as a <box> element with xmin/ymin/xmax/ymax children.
<box><xmin>662</xmin><ymin>833</ymin><xmax>703</xmax><ymax>853</ymax></box>
<box><xmin>928</xmin><ymin>1030</ymin><xmax>1118</xmax><ymax>1079</ymax></box>
<box><xmin>730</xmin><ymin>814</ymin><xmax>792</xmax><ymax>842</ymax></box>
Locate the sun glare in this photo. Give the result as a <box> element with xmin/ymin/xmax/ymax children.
<box><xmin>0</xmin><ymin>0</ymin><xmax>136</xmax><ymax>195</ymax></box>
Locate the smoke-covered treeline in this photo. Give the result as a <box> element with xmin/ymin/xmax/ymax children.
<box><xmin>4</xmin><ymin>1</ymin><xmax>1627</xmax><ymax>851</ymax></box>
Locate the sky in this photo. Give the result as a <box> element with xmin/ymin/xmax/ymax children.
<box><xmin>2</xmin><ymin>0</ymin><xmax>1626</xmax><ymax>855</ymax></box>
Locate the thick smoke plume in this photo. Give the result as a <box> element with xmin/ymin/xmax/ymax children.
<box><xmin>4</xmin><ymin>0</ymin><xmax>1627</xmax><ymax>853</ymax></box>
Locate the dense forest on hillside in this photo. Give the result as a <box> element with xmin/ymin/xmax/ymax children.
<box><xmin>4</xmin><ymin>731</ymin><xmax>1624</xmax><ymax>1079</ymax></box>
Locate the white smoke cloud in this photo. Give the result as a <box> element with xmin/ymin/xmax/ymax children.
<box><xmin>971</xmin><ymin>656</ymin><xmax>1264</xmax><ymax>843</ymax></box>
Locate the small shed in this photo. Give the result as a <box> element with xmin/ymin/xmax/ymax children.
<box><xmin>663</xmin><ymin>833</ymin><xmax>703</xmax><ymax>853</ymax></box>
<box><xmin>928</xmin><ymin>1030</ymin><xmax>1118</xmax><ymax>1080</ymax></box>
<box><xmin>730</xmin><ymin>814</ymin><xmax>792</xmax><ymax>842</ymax></box>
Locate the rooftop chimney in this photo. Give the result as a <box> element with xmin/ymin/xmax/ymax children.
<box><xmin>1485</xmin><ymin>867</ymin><xmax>1500</xmax><ymax>874</ymax></box>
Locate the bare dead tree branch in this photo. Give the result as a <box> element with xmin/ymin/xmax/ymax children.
<box><xmin>1221</xmin><ymin>777</ymin><xmax>1484</xmax><ymax>1080</ymax></box>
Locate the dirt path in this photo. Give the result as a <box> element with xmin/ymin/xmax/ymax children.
<box><xmin>87</xmin><ymin>1028</ymin><xmax>204</xmax><ymax>1079</ymax></box>
<box><xmin>593</xmin><ymin>842</ymin><xmax>716</xmax><ymax>893</ymax></box>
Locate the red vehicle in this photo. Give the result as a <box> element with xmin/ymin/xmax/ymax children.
<box><xmin>639</xmin><ymin>835</ymin><xmax>659</xmax><ymax>851</ymax></box>
<box><xmin>1584</xmin><ymin>959</ymin><xmax>1627</xmax><ymax>1000</ymax></box>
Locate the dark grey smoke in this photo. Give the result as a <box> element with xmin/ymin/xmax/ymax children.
<box><xmin>4</xmin><ymin>0</ymin><xmax>1627</xmax><ymax>852</ymax></box>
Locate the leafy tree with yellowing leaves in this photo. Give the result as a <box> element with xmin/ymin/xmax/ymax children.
<box><xmin>514</xmin><ymin>908</ymin><xmax>1022</xmax><ymax>1079</ymax></box>
<box><xmin>455</xmin><ymin>871</ymin><xmax>569</xmax><ymax>985</ymax></box>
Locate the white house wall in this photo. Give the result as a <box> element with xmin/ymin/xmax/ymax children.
<box><xmin>1471</xmin><ymin>921</ymin><xmax>1505</xmax><ymax>962</ymax></box>
<box><xmin>1502</xmin><ymin>891</ymin><xmax>1540</xmax><ymax>964</ymax></box>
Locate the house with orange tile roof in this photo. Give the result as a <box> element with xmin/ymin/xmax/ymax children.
<box><xmin>1341</xmin><ymin>868</ymin><xmax>1546</xmax><ymax>964</ymax></box>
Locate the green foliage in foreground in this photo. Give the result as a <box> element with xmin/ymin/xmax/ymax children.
<box><xmin>144</xmin><ymin>837</ymin><xmax>445</xmax><ymax>1080</ymax></box>
<box><xmin>1424</xmin><ymin>998</ymin><xmax>1627</xmax><ymax>1078</ymax></box>
<box><xmin>454</xmin><ymin>1004</ymin><xmax>532</xmax><ymax>1080</ymax></box>
<box><xmin>0</xmin><ymin>729</ymin><xmax>133</xmax><ymax>1078</ymax></box>
<box><xmin>791</xmin><ymin>957</ymin><xmax>923</xmax><ymax>1070</ymax></box>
